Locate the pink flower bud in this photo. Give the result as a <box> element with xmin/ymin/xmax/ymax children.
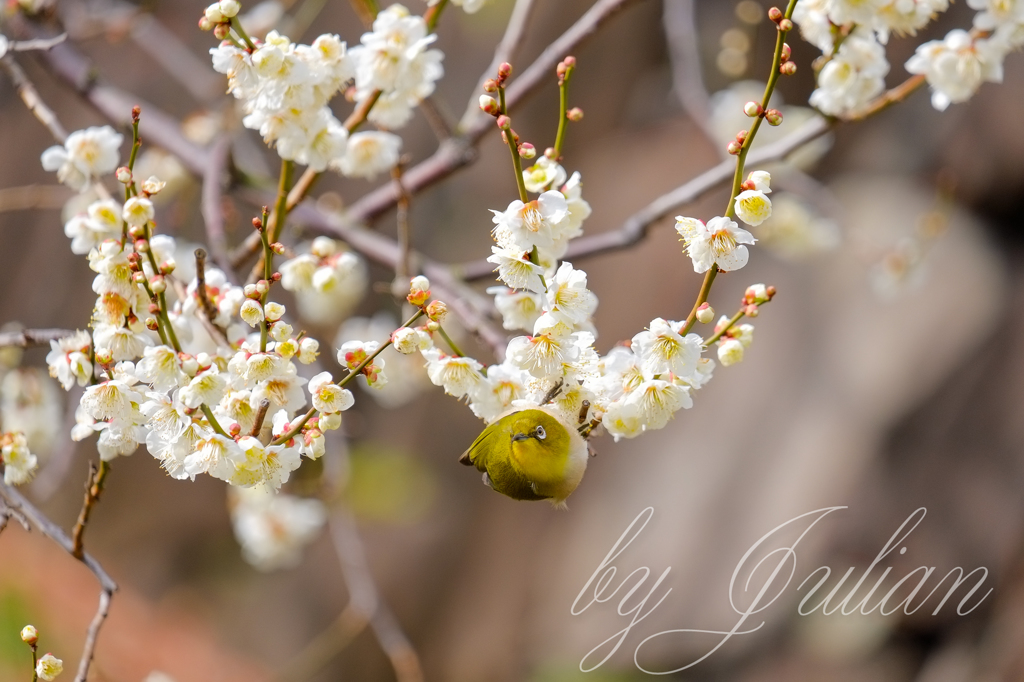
<box><xmin>518</xmin><ymin>142</ymin><xmax>536</xmax><ymax>159</ymax></box>
<box><xmin>696</xmin><ymin>303</ymin><xmax>715</xmax><ymax>324</ymax></box>
<box><xmin>779</xmin><ymin>60</ymin><xmax>797</xmax><ymax>75</ymax></box>
<box><xmin>145</xmin><ymin>317</ymin><xmax>159</xmax><ymax>331</ymax></box>
<box><xmin>498</xmin><ymin>62</ymin><xmax>512</xmax><ymax>79</ymax></box>
<box><xmin>765</xmin><ymin>108</ymin><xmax>783</xmax><ymax>126</ymax></box>
<box><xmin>243</xmin><ymin>283</ymin><xmax>259</xmax><ymax>299</ymax></box>
<box><xmin>743</xmin><ymin>101</ymin><xmax>762</xmax><ymax>117</ymax></box>
<box><xmin>255</xmin><ymin>279</ymin><xmax>270</xmax><ymax>295</ymax></box>
<box><xmin>116</xmin><ymin>166</ymin><xmax>132</xmax><ymax>183</ymax></box>
<box><xmin>426</xmin><ymin>300</ymin><xmax>448</xmax><ymax>322</ymax></box>
<box><xmin>150</xmin><ymin>275</ymin><xmax>166</xmax><ymax>294</ymax></box>
<box><xmin>479</xmin><ymin>95</ymin><xmax>499</xmax><ymax>115</ymax></box>
<box><xmin>20</xmin><ymin>626</ymin><xmax>38</xmax><ymax>645</ymax></box>
<box><xmin>198</xmin><ymin>16</ymin><xmax>214</xmax><ymax>30</ymax></box>
<box><xmin>483</xmin><ymin>78</ymin><xmax>499</xmax><ymax>93</ymax></box>
<box><xmin>727</xmin><ymin>141</ymin><xmax>742</xmax><ymax>155</ymax></box>
<box><xmin>778</xmin><ymin>18</ymin><xmax>793</xmax><ymax>31</ymax></box>
<box><xmin>271</xmin><ymin>242</ymin><xmax>286</xmax><ymax>255</ymax></box>
<box><xmin>544</xmin><ymin>146</ymin><xmax>557</xmax><ymax>159</ymax></box>
<box><xmin>563</xmin><ymin>55</ymin><xmax>576</xmax><ymax>68</ymax></box>
<box><xmin>781</xmin><ymin>43</ymin><xmax>792</xmax><ymax>62</ymax></box>
<box><xmin>496</xmin><ymin>115</ymin><xmax>511</xmax><ymax>130</ymax></box>
<box><xmin>567</xmin><ymin>107</ymin><xmax>584</xmax><ymax>121</ymax></box>
<box><xmin>213</xmin><ymin>23</ymin><xmax>230</xmax><ymax>40</ymax></box>
<box><xmin>768</xmin><ymin>7</ymin><xmax>783</xmax><ymax>22</ymax></box>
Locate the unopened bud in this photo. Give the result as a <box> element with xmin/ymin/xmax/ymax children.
<box><xmin>272</xmin><ymin>271</ymin><xmax>282</xmax><ymax>282</ymax></box>
<box><xmin>149</xmin><ymin>275</ymin><xmax>166</xmax><ymax>294</ymax></box>
<box><xmin>205</xmin><ymin>5</ymin><xmax>226</xmax><ymax>22</ymax></box>
<box><xmin>563</xmin><ymin>55</ymin><xmax>576</xmax><ymax>68</ymax></box>
<box><xmin>479</xmin><ymin>95</ymin><xmax>499</xmax><ymax>115</ymax></box>
<box><xmin>135</xmin><ymin>239</ymin><xmax>149</xmax><ymax>253</ymax></box>
<box><xmin>736</xmin><ymin>130</ymin><xmax>748</xmax><ymax>144</ymax></box>
<box><xmin>129</xmin><ymin>225</ymin><xmax>145</xmax><ymax>240</ymax></box>
<box><xmin>497</xmin><ymin>62</ymin><xmax>512</xmax><ymax>79</ymax></box>
<box><xmin>518</xmin><ymin>142</ymin><xmax>536</xmax><ymax>159</ymax></box>
<box><xmin>779</xmin><ymin>60</ymin><xmax>797</xmax><ymax>75</ymax></box>
<box><xmin>496</xmin><ymin>115</ymin><xmax>511</xmax><ymax>130</ymax></box>
<box><xmin>544</xmin><ymin>146</ymin><xmax>557</xmax><ymax>159</ymax></box>
<box><xmin>426</xmin><ymin>320</ymin><xmax>440</xmax><ymax>332</ymax></box>
<box><xmin>744</xmin><ymin>304</ymin><xmax>760</xmax><ymax>317</ymax></box>
<box><xmin>744</xmin><ymin>283</ymin><xmax>772</xmax><ymax>305</ymax></box>
<box><xmin>95</xmin><ymin>349</ymin><xmax>113</xmax><ymax>365</ymax></box>
<box><xmin>133</xmin><ymin>271</ymin><xmax>146</xmax><ymax>284</ymax></box>
<box><xmin>408</xmin><ymin>275</ymin><xmax>431</xmax><ymax>307</ymax></box>
<box><xmin>198</xmin><ymin>16</ymin><xmax>214</xmax><ymax>30</ymax></box>
<box><xmin>426</xmin><ymin>300</ymin><xmax>448</xmax><ymax>321</ymax></box>
<box><xmin>219</xmin><ymin>0</ymin><xmax>241</xmax><ymax>18</ymax></box>
<box><xmin>228</xmin><ymin>422</ymin><xmax>241</xmax><ymax>437</ymax></box>
<box><xmin>778</xmin><ymin>18</ymin><xmax>793</xmax><ymax>31</ymax></box>
<box><xmin>696</xmin><ymin>303</ymin><xmax>715</xmax><ymax>324</ymax></box>
<box><xmin>181</xmin><ymin>356</ymin><xmax>199</xmax><ymax>376</ymax></box>
<box><xmin>148</xmin><ymin>303</ymin><xmax>160</xmax><ymax>314</ymax></box>
<box><xmin>196</xmin><ymin>352</ymin><xmax>212</xmax><ymax>369</ymax></box>
<box><xmin>743</xmin><ymin>101</ymin><xmax>762</xmax><ymax>117</ymax></box>
<box><xmin>132</xmin><ymin>105</ymin><xmax>141</xmax><ymax>122</ymax></box>
<box><xmin>255</xmin><ymin>279</ymin><xmax>270</xmax><ymax>295</ymax></box>
<box><xmin>160</xmin><ymin>258</ymin><xmax>176</xmax><ymax>275</ymax></box>
<box><xmin>213</xmin><ymin>23</ymin><xmax>230</xmax><ymax>40</ymax></box>
<box><xmin>116</xmin><ymin>166</ymin><xmax>132</xmax><ymax>183</ymax></box>
<box><xmin>768</xmin><ymin>6</ymin><xmax>783</xmax><ymax>22</ymax></box>
<box><xmin>764</xmin><ymin>108</ymin><xmax>783</xmax><ymax>126</ymax></box>
<box><xmin>145</xmin><ymin>317</ymin><xmax>159</xmax><ymax>331</ymax></box>
<box><xmin>252</xmin><ymin>216</ymin><xmax>263</xmax><ymax>231</ymax></box>
<box><xmin>271</xmin><ymin>242</ymin><xmax>286</xmax><ymax>255</ymax></box>
<box><xmin>567</xmin><ymin>107</ymin><xmax>584</xmax><ymax>122</ymax></box>
<box><xmin>780</xmin><ymin>43</ymin><xmax>792</xmax><ymax>62</ymax></box>
<box><xmin>243</xmin><ymin>283</ymin><xmax>259</xmax><ymax>298</ymax></box>
<box><xmin>20</xmin><ymin>626</ymin><xmax>38</xmax><ymax>645</ymax></box>
<box><xmin>483</xmin><ymin>78</ymin><xmax>499</xmax><ymax>93</ymax></box>
<box><xmin>727</xmin><ymin>141</ymin><xmax>742</xmax><ymax>155</ymax></box>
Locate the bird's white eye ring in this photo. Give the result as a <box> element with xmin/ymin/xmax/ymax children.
<box><xmin>535</xmin><ymin>425</ymin><xmax>546</xmax><ymax>440</ymax></box>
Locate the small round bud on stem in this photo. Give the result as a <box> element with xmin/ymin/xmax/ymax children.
<box><xmin>135</xmin><ymin>238</ymin><xmax>150</xmax><ymax>253</ymax></box>
<box><xmin>518</xmin><ymin>142</ymin><xmax>536</xmax><ymax>159</ymax></box>
<box><xmin>779</xmin><ymin>60</ymin><xmax>797</xmax><ymax>75</ymax></box>
<box><xmin>181</xmin><ymin>355</ymin><xmax>199</xmax><ymax>376</ymax></box>
<box><xmin>204</xmin><ymin>5</ymin><xmax>225</xmax><ymax>22</ymax></box>
<box><xmin>563</xmin><ymin>55</ymin><xmax>576</xmax><ymax>68</ymax></box>
<box><xmin>219</xmin><ymin>0</ymin><xmax>241</xmax><ymax>18</ymax></box>
<box><xmin>407</xmin><ymin>275</ymin><xmax>431</xmax><ymax>307</ymax></box>
<box><xmin>145</xmin><ymin>317</ymin><xmax>159</xmax><ymax>331</ymax></box>
<box><xmin>496</xmin><ymin>115</ymin><xmax>511</xmax><ymax>130</ymax></box>
<box><xmin>228</xmin><ymin>422</ymin><xmax>241</xmax><ymax>437</ymax></box>
<box><xmin>255</xmin><ymin>279</ymin><xmax>270</xmax><ymax>295</ymax></box>
<box><xmin>272</xmin><ymin>272</ymin><xmax>282</xmax><ymax>282</ymax></box>
<box><xmin>129</xmin><ymin>225</ymin><xmax>145</xmax><ymax>240</ymax></box>
<box><xmin>199</xmin><ymin>16</ymin><xmax>214</xmax><ymax>30</ymax></box>
<box><xmin>743</xmin><ymin>304</ymin><xmax>760</xmax><ymax>317</ymax></box>
<box><xmin>778</xmin><ymin>18</ymin><xmax>793</xmax><ymax>32</ymax></box>
<box><xmin>213</xmin><ymin>23</ymin><xmax>230</xmax><ymax>40</ymax></box>
<box><xmin>479</xmin><ymin>95</ymin><xmax>499</xmax><ymax>116</ymax></box>
<box><xmin>727</xmin><ymin>141</ymin><xmax>742</xmax><ymax>155</ymax></box>
<box><xmin>132</xmin><ymin>105</ymin><xmax>141</xmax><ymax>122</ymax></box>
<box><xmin>426</xmin><ymin>320</ymin><xmax>440</xmax><ymax>332</ymax></box>
<box><xmin>567</xmin><ymin>107</ymin><xmax>584</xmax><ymax>122</ymax></box>
<box><xmin>426</xmin><ymin>300</ymin><xmax>448</xmax><ymax>322</ymax></box>
<box><xmin>483</xmin><ymin>78</ymin><xmax>499</xmax><ymax>93</ymax></box>
<box><xmin>544</xmin><ymin>146</ymin><xmax>557</xmax><ymax>160</ymax></box>
<box><xmin>780</xmin><ymin>43</ymin><xmax>792</xmax><ymax>62</ymax></box>
<box><xmin>150</xmin><ymin>275</ymin><xmax>166</xmax><ymax>294</ymax></box>
<box><xmin>764</xmin><ymin>108</ymin><xmax>783</xmax><ymax>126</ymax></box>
<box><xmin>133</xmin><ymin>271</ymin><xmax>146</xmax><ymax>284</ymax></box>
<box><xmin>243</xmin><ymin>283</ymin><xmax>259</xmax><ymax>299</ymax></box>
<box><xmin>116</xmin><ymin>166</ymin><xmax>132</xmax><ymax>184</ymax></box>
<box><xmin>497</xmin><ymin>62</ymin><xmax>512</xmax><ymax>80</ymax></box>
<box><xmin>696</xmin><ymin>303</ymin><xmax>715</xmax><ymax>324</ymax></box>
<box><xmin>252</xmin><ymin>216</ymin><xmax>263</xmax><ymax>231</ymax></box>
<box><xmin>743</xmin><ymin>101</ymin><xmax>762</xmax><ymax>117</ymax></box>
<box><xmin>271</xmin><ymin>242</ymin><xmax>286</xmax><ymax>255</ymax></box>
<box><xmin>20</xmin><ymin>625</ymin><xmax>38</xmax><ymax>645</ymax></box>
<box><xmin>160</xmin><ymin>258</ymin><xmax>176</xmax><ymax>275</ymax></box>
<box><xmin>768</xmin><ymin>6</ymin><xmax>783</xmax><ymax>22</ymax></box>
<box><xmin>148</xmin><ymin>303</ymin><xmax>160</xmax><ymax>314</ymax></box>
<box><xmin>740</xmin><ymin>179</ymin><xmax>755</xmax><ymax>191</ymax></box>
<box><xmin>95</xmin><ymin>349</ymin><xmax>113</xmax><ymax>366</ymax></box>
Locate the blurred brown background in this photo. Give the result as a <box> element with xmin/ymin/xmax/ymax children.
<box><xmin>2</xmin><ymin>0</ymin><xmax>1024</xmax><ymax>680</ymax></box>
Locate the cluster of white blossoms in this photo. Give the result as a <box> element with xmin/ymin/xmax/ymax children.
<box><xmin>278</xmin><ymin>237</ymin><xmax>368</xmax><ymax>326</ymax></box>
<box><xmin>794</xmin><ymin>0</ymin><xmax>1023</xmax><ymax>115</ymax></box>
<box><xmin>228</xmin><ymin>486</ymin><xmax>327</xmax><ymax>570</ymax></box>
<box><xmin>206</xmin><ymin>1</ymin><xmax>434</xmax><ymax>176</ymax></box>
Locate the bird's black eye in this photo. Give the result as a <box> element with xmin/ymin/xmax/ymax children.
<box><xmin>535</xmin><ymin>425</ymin><xmax>546</xmax><ymax>440</ymax></box>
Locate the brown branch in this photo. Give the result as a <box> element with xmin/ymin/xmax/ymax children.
<box><xmin>1</xmin><ymin>54</ymin><xmax>69</xmax><ymax>142</ymax></box>
<box><xmin>0</xmin><ymin>328</ymin><xmax>76</xmax><ymax>348</ymax></box>
<box><xmin>457</xmin><ymin>0</ymin><xmax>539</xmax><ymax>129</ymax></box>
<box><xmin>201</xmin><ymin>139</ymin><xmax>236</xmax><ymax>281</ymax></box>
<box><xmin>391</xmin><ymin>161</ymin><xmax>413</xmax><ymax>296</ymax></box>
<box><xmin>345</xmin><ymin>0</ymin><xmax>644</xmax><ymax>225</ymax></box>
<box><xmin>71</xmin><ymin>460</ymin><xmax>110</xmax><ymax>560</ymax></box>
<box><xmin>0</xmin><ymin>479</ymin><xmax>117</xmax><ymax>682</ymax></box>
<box><xmin>842</xmin><ymin>73</ymin><xmax>926</xmax><ymax>121</ymax></box>
<box><xmin>193</xmin><ymin>249</ymin><xmax>232</xmax><ymax>346</ymax></box>
<box><xmin>663</xmin><ymin>0</ymin><xmax>721</xmax><ymax>154</ymax></box>
<box><xmin>250</xmin><ymin>399</ymin><xmax>271</xmax><ymax>437</ymax></box>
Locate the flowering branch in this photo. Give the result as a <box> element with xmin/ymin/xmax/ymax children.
<box><xmin>0</xmin><ymin>328</ymin><xmax>77</xmax><ymax>348</ymax></box>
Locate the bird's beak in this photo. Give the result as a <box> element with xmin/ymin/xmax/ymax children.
<box><xmin>511</xmin><ymin>432</ymin><xmax>530</xmax><ymax>442</ymax></box>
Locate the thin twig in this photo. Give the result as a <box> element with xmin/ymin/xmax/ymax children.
<box><xmin>9</xmin><ymin>33</ymin><xmax>69</xmax><ymax>52</ymax></box>
<box><xmin>193</xmin><ymin>249</ymin><xmax>232</xmax><ymax>346</ymax></box>
<box><xmin>663</xmin><ymin>0</ymin><xmax>721</xmax><ymax>153</ymax></box>
<box><xmin>201</xmin><ymin>138</ymin><xmax>236</xmax><ymax>281</ymax></box>
<box><xmin>0</xmin><ymin>55</ymin><xmax>69</xmax><ymax>142</ymax></box>
<box><xmin>457</xmin><ymin>0</ymin><xmax>539</xmax><ymax>130</ymax></box>
<box><xmin>250</xmin><ymin>399</ymin><xmax>271</xmax><ymax>437</ymax></box>
<box><xmin>71</xmin><ymin>460</ymin><xmax>110</xmax><ymax>560</ymax></box>
<box><xmin>392</xmin><ymin>161</ymin><xmax>413</xmax><ymax>296</ymax></box>
<box><xmin>75</xmin><ymin>589</ymin><xmax>112</xmax><ymax>682</ymax></box>
<box><xmin>0</xmin><ymin>328</ymin><xmax>76</xmax><ymax>348</ymax></box>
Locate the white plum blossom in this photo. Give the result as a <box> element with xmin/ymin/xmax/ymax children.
<box><xmin>545</xmin><ymin>262</ymin><xmax>597</xmax><ymax>327</ymax></box>
<box><xmin>335</xmin><ymin>131</ymin><xmax>402</xmax><ymax>179</ymax></box>
<box><xmin>229</xmin><ymin>486</ymin><xmax>327</xmax><ymax>571</ymax></box>
<box><xmin>423</xmin><ymin>348</ymin><xmax>483</xmax><ymax>398</ymax></box>
<box><xmin>905</xmin><ymin>29</ymin><xmax>1008</xmax><ymax>110</ymax></box>
<box><xmin>308</xmin><ymin>372</ymin><xmax>354</xmax><ymax>413</ymax></box>
<box><xmin>680</xmin><ymin>216</ymin><xmax>756</xmax><ymax>273</ymax></box>
<box><xmin>631</xmin><ymin>318</ymin><xmax>702</xmax><ymax>380</ymax></box>
<box><xmin>486</xmin><ymin>246</ymin><xmax>546</xmax><ymax>294</ymax></box>
<box><xmin>64</xmin><ymin>200</ymin><xmax>122</xmax><ymax>255</ymax></box>
<box><xmin>41</xmin><ymin>126</ymin><xmax>123</xmax><ymax>191</ymax></box>
<box><xmin>490</xmin><ymin>286</ymin><xmax>543</xmax><ymax>332</ymax></box>
<box><xmin>1</xmin><ymin>432</ymin><xmax>38</xmax><ymax>486</ymax></box>
<box><xmin>522</xmin><ymin>157</ymin><xmax>567</xmax><ymax>193</ymax></box>
<box><xmin>47</xmin><ymin>330</ymin><xmax>93</xmax><ymax>389</ymax></box>
<box><xmin>718</xmin><ymin>338</ymin><xmax>745</xmax><ymax>366</ymax></box>
<box><xmin>809</xmin><ymin>30</ymin><xmax>890</xmax><ymax>116</ymax></box>
<box><xmin>734</xmin><ymin>189</ymin><xmax>773</xmax><ymax>226</ymax></box>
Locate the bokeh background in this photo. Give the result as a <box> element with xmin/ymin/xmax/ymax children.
<box><xmin>2</xmin><ymin>0</ymin><xmax>1024</xmax><ymax>680</ymax></box>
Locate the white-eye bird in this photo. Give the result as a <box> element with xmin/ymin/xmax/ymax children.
<box><xmin>459</xmin><ymin>407</ymin><xmax>589</xmax><ymax>507</ymax></box>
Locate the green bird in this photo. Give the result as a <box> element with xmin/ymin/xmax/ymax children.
<box><xmin>459</xmin><ymin>407</ymin><xmax>589</xmax><ymax>507</ymax></box>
